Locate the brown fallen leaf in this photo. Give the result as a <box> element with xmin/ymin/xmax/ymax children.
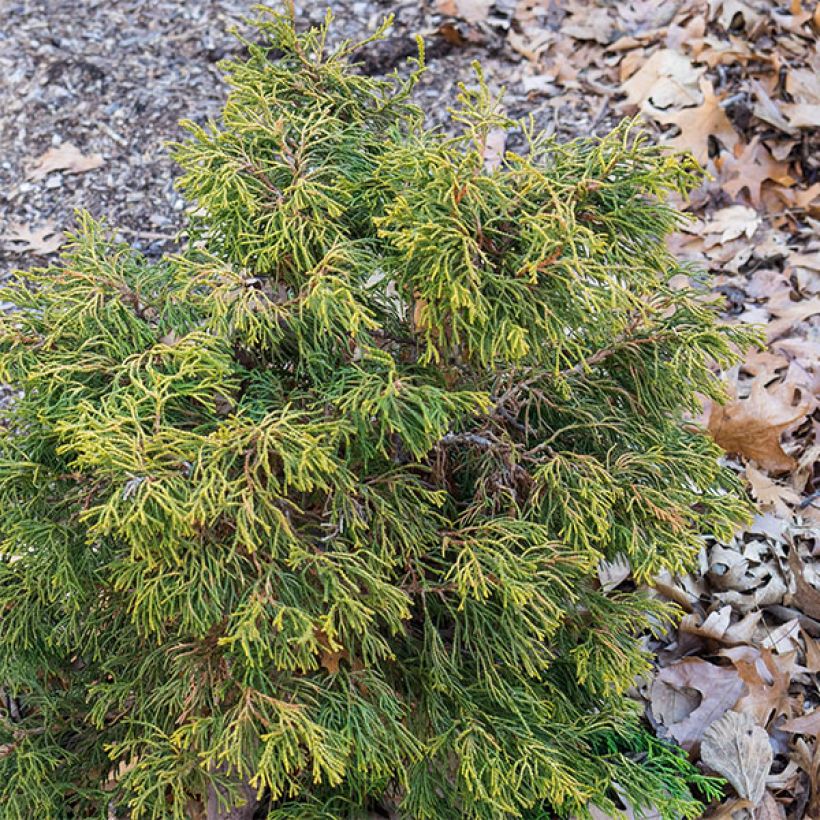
<box><xmin>701</xmin><ymin>710</ymin><xmax>772</xmax><ymax>804</ymax></box>
<box><xmin>801</xmin><ymin>629</ymin><xmax>820</xmax><ymax>674</ymax></box>
<box><xmin>715</xmin><ymin>0</ymin><xmax>766</xmax><ymax>31</ymax></box>
<box><xmin>792</xmin><ymin>736</ymin><xmax>820</xmax><ymax>818</ymax></box>
<box><xmin>765</xmin><ymin>758</ymin><xmax>802</xmax><ymax>794</ymax></box>
<box><xmin>621</xmin><ymin>49</ymin><xmax>703</xmax><ymax>111</ymax></box>
<box><xmin>650</xmin><ymin>658</ymin><xmax>746</xmax><ymax>751</ymax></box>
<box><xmin>436</xmin><ymin>0</ymin><xmax>492</xmax><ymax>23</ymax></box>
<box><xmin>785</xmin><ymin>67</ymin><xmax>820</xmax><ymax>107</ymax></box>
<box><xmin>4</xmin><ymin>222</ymin><xmax>65</xmax><ymax>255</ymax></box>
<box><xmin>702</xmin><ymin>204</ymin><xmax>761</xmax><ymax>244</ymax></box>
<box><xmin>780</xmin><ymin>709</ymin><xmax>820</xmax><ymax>736</ymax></box>
<box><xmin>787</xmin><ymin>549</ymin><xmax>820</xmax><ymax>621</ymax></box>
<box><xmin>26</xmin><ymin>142</ymin><xmax>104</xmax><ymax>181</ymax></box>
<box><xmin>657</xmin><ymin>79</ymin><xmax>739</xmax><ymax>164</ymax></box>
<box><xmin>720</xmin><ymin>137</ymin><xmax>794</xmax><ymax>207</ymax></box>
<box><xmin>722</xmin><ymin>646</ymin><xmax>792</xmax><ymax>727</ymax></box>
<box><xmin>754</xmin><ymin>791</ymin><xmax>786</xmax><ymax>820</ymax></box>
<box><xmin>725</xmin><ymin>611</ymin><xmax>765</xmax><ymax>645</ymax></box>
<box><xmin>707</xmin><ymin>543</ymin><xmax>755</xmax><ymax>592</ymax></box>
<box><xmin>765</xmin><ymin>294</ymin><xmax>820</xmax><ymax>342</ymax></box>
<box><xmin>781</xmin><ymin>103</ymin><xmax>820</xmax><ymax>129</ymax></box>
<box><xmin>314</xmin><ymin>628</ymin><xmax>347</xmax><ymax>674</ymax></box>
<box><xmin>761</xmin><ymin>619</ymin><xmax>801</xmax><ymax>654</ymax></box>
<box><xmin>751</xmin><ymin>79</ymin><xmax>797</xmax><ymax>135</ymax></box>
<box><xmin>561</xmin><ymin>1</ymin><xmax>619</xmax><ymax>45</ymax></box>
<box><xmin>589</xmin><ymin>801</ymin><xmax>662</xmax><ymax>820</ymax></box>
<box><xmin>707</xmin><ymin>376</ymin><xmax>811</xmax><ymax>473</ymax></box>
<box><xmin>772</xmin><ymin>0</ymin><xmax>816</xmax><ymax>34</ymax></box>
<box><xmin>746</xmin><ymin>465</ymin><xmax>801</xmax><ymax>518</ymax></box>
<box><xmin>103</xmin><ymin>756</ymin><xmax>139</xmax><ymax>792</ymax></box>
<box><xmin>680</xmin><ymin>605</ymin><xmax>732</xmax><ymax>641</ymax></box>
<box><xmin>765</xmin><ymin>181</ymin><xmax>820</xmax><ymax>216</ymax></box>
<box><xmin>709</xmin><ymin>800</ymin><xmax>758</xmax><ymax>819</ymax></box>
<box><xmin>679</xmin><ymin>607</ymin><xmax>760</xmax><ymax>644</ymax></box>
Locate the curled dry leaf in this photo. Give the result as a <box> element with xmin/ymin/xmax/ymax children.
<box><xmin>724</xmin><ymin>610</ymin><xmax>765</xmax><ymax>645</ymax></box>
<box><xmin>680</xmin><ymin>605</ymin><xmax>732</xmax><ymax>640</ymax></box>
<box><xmin>681</xmin><ymin>607</ymin><xmax>762</xmax><ymax>644</ymax></box>
<box><xmin>707</xmin><ymin>376</ymin><xmax>811</xmax><ymax>473</ymax></box>
<box><xmin>701</xmin><ymin>710</ymin><xmax>773</xmax><ymax>805</ymax></box>
<box><xmin>314</xmin><ymin>629</ymin><xmax>347</xmax><ymax>674</ymax></box>
<box><xmin>26</xmin><ymin>142</ymin><xmax>104</xmax><ymax>181</ymax></box>
<box><xmin>650</xmin><ymin>658</ymin><xmax>746</xmax><ymax>751</ymax></box>
<box><xmin>708</xmin><ymin>543</ymin><xmax>756</xmax><ymax>592</ymax></box>
<box><xmin>560</xmin><ymin>0</ymin><xmax>620</xmax><ymax>45</ymax></box>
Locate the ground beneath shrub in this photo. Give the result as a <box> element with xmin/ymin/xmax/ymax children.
<box><xmin>1</xmin><ymin>1</ymin><xmax>818</xmax><ymax>818</ymax></box>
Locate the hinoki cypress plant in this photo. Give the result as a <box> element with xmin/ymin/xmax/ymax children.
<box><xmin>0</xmin><ymin>9</ymin><xmax>756</xmax><ymax>819</ymax></box>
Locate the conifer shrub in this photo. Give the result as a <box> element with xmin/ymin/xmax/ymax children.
<box><xmin>0</xmin><ymin>9</ymin><xmax>756</xmax><ymax>819</ymax></box>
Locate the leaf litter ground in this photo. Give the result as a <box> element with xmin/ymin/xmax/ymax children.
<box><xmin>0</xmin><ymin>1</ymin><xmax>818</xmax><ymax>817</ymax></box>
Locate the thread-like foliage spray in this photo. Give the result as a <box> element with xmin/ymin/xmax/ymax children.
<box><xmin>0</xmin><ymin>8</ymin><xmax>754</xmax><ymax>819</ymax></box>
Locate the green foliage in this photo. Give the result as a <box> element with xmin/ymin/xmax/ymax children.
<box><xmin>0</xmin><ymin>8</ymin><xmax>753</xmax><ymax>818</ymax></box>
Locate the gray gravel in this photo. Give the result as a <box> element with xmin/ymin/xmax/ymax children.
<box><xmin>0</xmin><ymin>0</ymin><xmax>618</xmax><ymax>275</ymax></box>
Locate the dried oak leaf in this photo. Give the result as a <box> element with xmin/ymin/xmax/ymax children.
<box><xmin>720</xmin><ymin>137</ymin><xmax>794</xmax><ymax>207</ymax></box>
<box><xmin>707</xmin><ymin>377</ymin><xmax>811</xmax><ymax>473</ymax></box>
<box><xmin>702</xmin><ymin>204</ymin><xmax>761</xmax><ymax>244</ymax></box>
<box><xmin>656</xmin><ymin>79</ymin><xmax>739</xmax><ymax>164</ymax></box>
<box><xmin>650</xmin><ymin>658</ymin><xmax>746</xmax><ymax>751</ymax></box>
<box><xmin>621</xmin><ymin>49</ymin><xmax>703</xmax><ymax>111</ymax></box>
<box><xmin>701</xmin><ymin>710</ymin><xmax>772</xmax><ymax>804</ymax></box>
<box><xmin>314</xmin><ymin>628</ymin><xmax>347</xmax><ymax>674</ymax></box>
<box><xmin>745</xmin><ymin>465</ymin><xmax>800</xmax><ymax>518</ymax></box>
<box><xmin>26</xmin><ymin>142</ymin><xmax>104</xmax><ymax>181</ymax></box>
<box><xmin>3</xmin><ymin>222</ymin><xmax>64</xmax><ymax>255</ymax></box>
<box><xmin>722</xmin><ymin>646</ymin><xmax>792</xmax><ymax>727</ymax></box>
